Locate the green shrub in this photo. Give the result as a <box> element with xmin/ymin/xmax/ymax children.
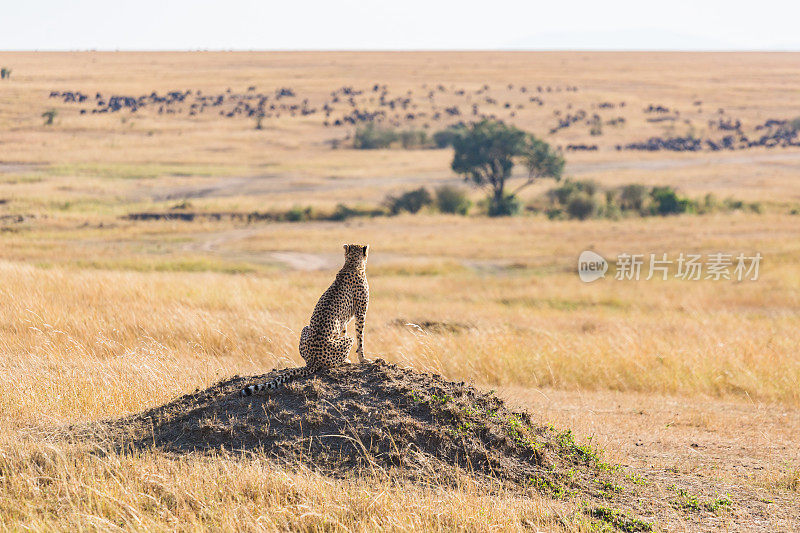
<box><xmin>543</xmin><ymin>181</ymin><xmax>760</xmax><ymax>220</ymax></box>
<box><xmin>285</xmin><ymin>206</ymin><xmax>312</xmax><ymax>222</ymax></box>
<box><xmin>548</xmin><ymin>179</ymin><xmax>598</xmax><ymax>206</ymax></box>
<box><xmin>650</xmin><ymin>186</ymin><xmax>694</xmax><ymax>215</ymax></box>
<box><xmin>618</xmin><ymin>184</ymin><xmax>648</xmax><ymax>212</ymax></box>
<box><xmin>487</xmin><ymin>193</ymin><xmax>521</xmax><ymax>217</ymax></box>
<box><xmin>385</xmin><ymin>187</ymin><xmax>433</xmax><ymax>214</ymax></box>
<box><xmin>724</xmin><ymin>197</ymin><xmax>744</xmax><ymax>210</ymax></box>
<box><xmin>545</xmin><ymin>207</ymin><xmax>564</xmax><ymax>220</ymax></box>
<box><xmin>327</xmin><ymin>203</ymin><xmax>384</xmax><ymax>221</ymax></box>
<box><xmin>329</xmin><ymin>204</ymin><xmax>357</xmax><ymax>221</ymax></box>
<box><xmin>0</xmin><ymin>67</ymin><xmax>11</xmax><ymax>80</ymax></box>
<box><xmin>699</xmin><ymin>193</ymin><xmax>720</xmax><ymax>214</ymax></box>
<box><xmin>566</xmin><ymin>193</ymin><xmax>599</xmax><ymax>220</ymax></box>
<box><xmin>353</xmin><ymin>123</ymin><xmax>398</xmax><ymax>149</ymax></box>
<box><xmin>399</xmin><ymin>129</ymin><xmax>429</xmax><ymax>149</ymax></box>
<box><xmin>435</xmin><ymin>185</ymin><xmax>471</xmax><ymax>215</ymax></box>
<box><xmin>600</xmin><ymin>197</ymin><xmax>622</xmax><ymax>220</ymax></box>
<box><xmin>432</xmin><ymin>124</ymin><xmax>467</xmax><ymax>148</ymax></box>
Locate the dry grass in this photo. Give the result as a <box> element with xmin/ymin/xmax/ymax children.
<box><xmin>0</xmin><ymin>439</ymin><xmax>579</xmax><ymax>532</ymax></box>
<box><xmin>0</xmin><ymin>51</ymin><xmax>798</xmax><ymax>530</ymax></box>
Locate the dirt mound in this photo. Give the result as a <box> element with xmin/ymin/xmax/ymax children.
<box><xmin>101</xmin><ymin>361</ymin><xmax>576</xmax><ymax>484</ymax></box>
<box><xmin>78</xmin><ymin>360</ymin><xmax>755</xmax><ymax>531</ymax></box>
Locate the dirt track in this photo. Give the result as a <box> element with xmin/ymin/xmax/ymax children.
<box><xmin>143</xmin><ymin>150</ymin><xmax>800</xmax><ymax>202</ymax></box>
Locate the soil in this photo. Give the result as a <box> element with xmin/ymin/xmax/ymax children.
<box><xmin>73</xmin><ymin>360</ymin><xmax>792</xmax><ymax>531</ymax></box>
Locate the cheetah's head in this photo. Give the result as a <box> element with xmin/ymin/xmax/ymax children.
<box><xmin>343</xmin><ymin>244</ymin><xmax>369</xmax><ymax>265</ymax></box>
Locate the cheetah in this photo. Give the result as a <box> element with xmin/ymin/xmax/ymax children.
<box><xmin>240</xmin><ymin>244</ymin><xmax>369</xmax><ymax>396</ymax></box>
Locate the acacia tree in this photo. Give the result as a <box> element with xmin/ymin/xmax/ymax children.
<box><xmin>516</xmin><ymin>134</ymin><xmax>565</xmax><ymax>193</ymax></box>
<box><xmin>451</xmin><ymin>119</ymin><xmax>563</xmax><ymax>216</ymax></box>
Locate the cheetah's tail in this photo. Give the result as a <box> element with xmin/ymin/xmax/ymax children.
<box><xmin>239</xmin><ymin>366</ymin><xmax>313</xmax><ymax>397</ymax></box>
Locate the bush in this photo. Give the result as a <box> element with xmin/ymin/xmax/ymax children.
<box><xmin>545</xmin><ymin>207</ymin><xmax>564</xmax><ymax>220</ymax></box>
<box><xmin>618</xmin><ymin>184</ymin><xmax>648</xmax><ymax>212</ymax></box>
<box><xmin>353</xmin><ymin>123</ymin><xmax>398</xmax><ymax>149</ymax></box>
<box><xmin>548</xmin><ymin>179</ymin><xmax>598</xmax><ymax>206</ymax></box>
<box><xmin>543</xmin><ymin>181</ymin><xmax>762</xmax><ymax>220</ymax></box>
<box><xmin>547</xmin><ymin>183</ymin><xmax>597</xmax><ymax>206</ymax></box>
<box><xmin>650</xmin><ymin>186</ymin><xmax>693</xmax><ymax>215</ymax></box>
<box><xmin>329</xmin><ymin>204</ymin><xmax>358</xmax><ymax>221</ymax></box>
<box><xmin>487</xmin><ymin>194</ymin><xmax>521</xmax><ymax>217</ymax></box>
<box><xmin>566</xmin><ymin>193</ymin><xmax>599</xmax><ymax>220</ymax></box>
<box><xmin>723</xmin><ymin>197</ymin><xmax>744</xmax><ymax>210</ymax></box>
<box><xmin>327</xmin><ymin>203</ymin><xmax>384</xmax><ymax>221</ymax></box>
<box><xmin>435</xmin><ymin>185</ymin><xmax>471</xmax><ymax>215</ymax></box>
<box><xmin>385</xmin><ymin>187</ymin><xmax>433</xmax><ymax>215</ymax></box>
<box><xmin>600</xmin><ymin>195</ymin><xmax>622</xmax><ymax>219</ymax></box>
<box><xmin>432</xmin><ymin>124</ymin><xmax>467</xmax><ymax>148</ymax></box>
<box><xmin>285</xmin><ymin>205</ymin><xmax>312</xmax><ymax>222</ymax></box>
<box><xmin>699</xmin><ymin>193</ymin><xmax>720</xmax><ymax>214</ymax></box>
<box><xmin>399</xmin><ymin>129</ymin><xmax>429</xmax><ymax>149</ymax></box>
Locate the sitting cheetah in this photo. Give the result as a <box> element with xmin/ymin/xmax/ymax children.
<box><xmin>240</xmin><ymin>244</ymin><xmax>370</xmax><ymax>396</ymax></box>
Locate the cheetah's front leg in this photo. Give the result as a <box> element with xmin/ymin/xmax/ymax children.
<box><xmin>354</xmin><ymin>307</ymin><xmax>368</xmax><ymax>363</ymax></box>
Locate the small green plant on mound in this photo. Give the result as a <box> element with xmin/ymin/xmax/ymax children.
<box><xmin>589</xmin><ymin>506</ymin><xmax>653</xmax><ymax>532</ymax></box>
<box><xmin>598</xmin><ymin>480</ymin><xmax>624</xmax><ymax>499</ymax></box>
<box><xmin>554</xmin><ymin>429</ymin><xmax>611</xmax><ymax>469</ymax></box>
<box><xmin>669</xmin><ymin>486</ymin><xmax>733</xmax><ymax>514</ymax></box>
<box><xmin>527</xmin><ymin>475</ymin><xmax>572</xmax><ymax>499</ymax></box>
<box><xmin>625</xmin><ymin>473</ymin><xmax>647</xmax><ymax>485</ymax></box>
<box><xmin>504</xmin><ymin>413</ymin><xmax>541</xmax><ymax>451</ymax></box>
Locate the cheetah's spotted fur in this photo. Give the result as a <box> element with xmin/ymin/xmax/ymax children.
<box><xmin>240</xmin><ymin>244</ymin><xmax>369</xmax><ymax>396</ymax></box>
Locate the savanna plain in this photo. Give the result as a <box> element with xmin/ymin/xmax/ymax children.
<box><xmin>0</xmin><ymin>52</ymin><xmax>798</xmax><ymax>531</ymax></box>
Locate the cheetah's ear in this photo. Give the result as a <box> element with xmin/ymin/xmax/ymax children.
<box><xmin>362</xmin><ymin>245</ymin><xmax>369</xmax><ymax>256</ymax></box>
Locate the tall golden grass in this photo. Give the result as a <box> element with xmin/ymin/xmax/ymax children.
<box><xmin>1</xmin><ymin>51</ymin><xmax>799</xmax><ymax>529</ymax></box>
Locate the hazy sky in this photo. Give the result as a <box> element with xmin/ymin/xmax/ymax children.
<box><xmin>2</xmin><ymin>0</ymin><xmax>799</xmax><ymax>51</ymax></box>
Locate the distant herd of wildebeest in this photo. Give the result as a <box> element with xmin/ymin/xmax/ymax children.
<box><xmin>48</xmin><ymin>82</ymin><xmax>799</xmax><ymax>152</ymax></box>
